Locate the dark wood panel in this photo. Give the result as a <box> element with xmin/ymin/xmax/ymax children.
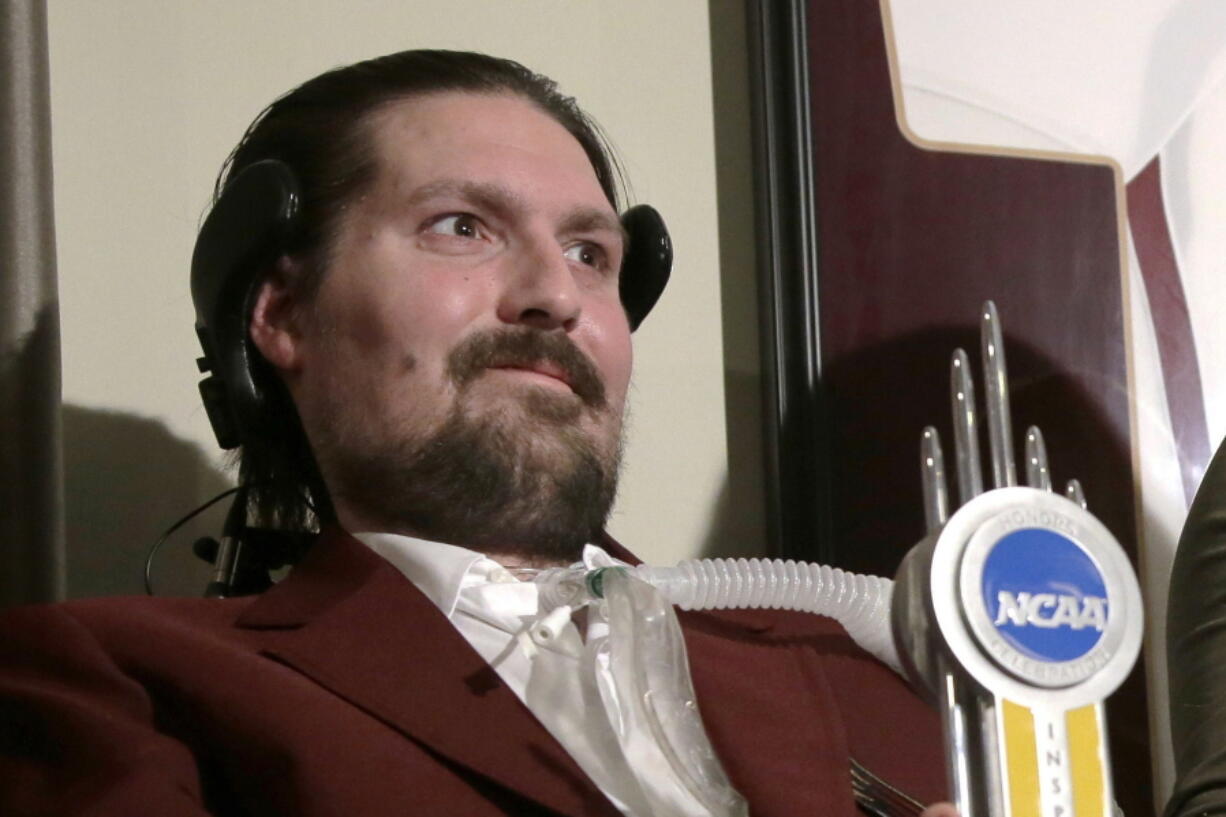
<box><xmin>808</xmin><ymin>1</ymin><xmax>1130</xmax><ymax>577</ymax></box>
<box><xmin>750</xmin><ymin>0</ymin><xmax>1150</xmax><ymax>811</ymax></box>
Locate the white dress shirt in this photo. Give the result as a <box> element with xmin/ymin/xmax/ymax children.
<box><xmin>352</xmin><ymin>531</ymin><xmax>712</xmax><ymax>817</ymax></box>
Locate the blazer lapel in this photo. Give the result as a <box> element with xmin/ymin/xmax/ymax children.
<box><xmin>684</xmin><ymin>612</ymin><xmax>857</xmax><ymax>816</ymax></box>
<box><xmin>602</xmin><ymin>534</ymin><xmax>850</xmax><ymax>814</ymax></box>
<box><xmin>236</xmin><ymin>529</ymin><xmax>619</xmax><ymax>817</ymax></box>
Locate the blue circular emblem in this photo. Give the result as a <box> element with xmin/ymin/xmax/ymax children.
<box><xmin>980</xmin><ymin>528</ymin><xmax>1108</xmax><ymax>663</ymax></box>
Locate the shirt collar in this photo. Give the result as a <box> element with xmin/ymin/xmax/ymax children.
<box><xmin>351</xmin><ymin>531</ymin><xmax>486</xmax><ymax>620</ymax></box>
<box><xmin>351</xmin><ymin>532</ymin><xmax>628</xmax><ymax>620</ymax></box>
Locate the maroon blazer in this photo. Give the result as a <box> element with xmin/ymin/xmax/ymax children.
<box><xmin>0</xmin><ymin>529</ymin><xmax>946</xmax><ymax>815</ymax></box>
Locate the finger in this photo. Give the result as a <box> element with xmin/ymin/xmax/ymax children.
<box><xmin>919</xmin><ymin>802</ymin><xmax>959</xmax><ymax>817</ymax></box>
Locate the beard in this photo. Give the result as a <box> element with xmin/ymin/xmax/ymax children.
<box><xmin>316</xmin><ymin>328</ymin><xmax>623</xmax><ymax>564</ymax></box>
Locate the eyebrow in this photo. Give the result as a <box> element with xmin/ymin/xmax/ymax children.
<box><xmin>405</xmin><ymin>178</ymin><xmax>628</xmax><ymax>246</ymax></box>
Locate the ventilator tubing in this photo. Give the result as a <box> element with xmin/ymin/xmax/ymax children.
<box><xmin>529</xmin><ymin>559</ymin><xmax>899</xmax><ymax>816</ymax></box>
<box><xmin>631</xmin><ymin>558</ymin><xmax>900</xmax><ymax>673</ymax></box>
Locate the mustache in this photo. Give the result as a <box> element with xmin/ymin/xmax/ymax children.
<box><xmin>446</xmin><ymin>328</ymin><xmax>608</xmax><ymax>409</ymax></box>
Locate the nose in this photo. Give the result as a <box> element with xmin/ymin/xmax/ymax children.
<box><xmin>497</xmin><ymin>235</ymin><xmax>582</xmax><ymax>331</ymax></box>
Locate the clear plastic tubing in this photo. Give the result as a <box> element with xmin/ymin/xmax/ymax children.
<box><xmin>529</xmin><ymin>559</ymin><xmax>901</xmax><ymax>815</ymax></box>
<box><xmin>630</xmin><ymin>559</ymin><xmax>900</xmax><ymax>673</ymax></box>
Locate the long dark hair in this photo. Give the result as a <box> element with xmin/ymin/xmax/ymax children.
<box><xmin>210</xmin><ymin>49</ymin><xmax>623</xmax><ymax>532</ymax></box>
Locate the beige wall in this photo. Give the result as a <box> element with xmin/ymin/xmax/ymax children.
<box><xmin>47</xmin><ymin>0</ymin><xmax>764</xmax><ymax>596</ymax></box>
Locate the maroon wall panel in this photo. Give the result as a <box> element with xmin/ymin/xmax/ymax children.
<box><xmin>797</xmin><ymin>0</ymin><xmax>1149</xmax><ymax>808</ymax></box>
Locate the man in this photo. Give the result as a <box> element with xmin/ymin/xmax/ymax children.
<box><xmin>0</xmin><ymin>50</ymin><xmax>950</xmax><ymax>816</ymax></box>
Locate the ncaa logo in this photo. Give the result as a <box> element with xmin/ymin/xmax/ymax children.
<box><xmin>969</xmin><ymin>526</ymin><xmax>1114</xmax><ymax>685</ymax></box>
<box><xmin>981</xmin><ymin>528</ymin><xmax>1108</xmax><ymax>663</ymax></box>
<box><xmin>981</xmin><ymin>527</ymin><xmax>1108</xmax><ymax>663</ymax></box>
<box><xmin>940</xmin><ymin>488</ymin><xmax>1142</xmax><ymax>699</ymax></box>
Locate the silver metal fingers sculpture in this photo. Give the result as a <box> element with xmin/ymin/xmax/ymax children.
<box><xmin>893</xmin><ymin>301</ymin><xmax>1142</xmax><ymax>817</ymax></box>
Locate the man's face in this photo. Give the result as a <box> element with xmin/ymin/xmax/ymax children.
<box><xmin>269</xmin><ymin>92</ymin><xmax>633</xmax><ymax>562</ymax></box>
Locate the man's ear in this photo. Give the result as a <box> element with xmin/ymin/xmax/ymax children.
<box><xmin>248</xmin><ymin>257</ymin><xmax>305</xmax><ymax>374</ymax></box>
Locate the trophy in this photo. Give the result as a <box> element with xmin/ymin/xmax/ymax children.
<box><xmin>891</xmin><ymin>303</ymin><xmax>1143</xmax><ymax>817</ymax></box>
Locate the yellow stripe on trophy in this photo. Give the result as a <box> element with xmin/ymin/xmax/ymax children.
<box><xmin>1067</xmin><ymin>703</ymin><xmax>1106</xmax><ymax>817</ymax></box>
<box><xmin>1002</xmin><ymin>698</ymin><xmax>1040</xmax><ymax>817</ymax></box>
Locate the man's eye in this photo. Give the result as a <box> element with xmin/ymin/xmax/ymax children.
<box><xmin>563</xmin><ymin>242</ymin><xmax>606</xmax><ymax>269</ymax></box>
<box><xmin>427</xmin><ymin>213</ymin><xmax>482</xmax><ymax>238</ymax></box>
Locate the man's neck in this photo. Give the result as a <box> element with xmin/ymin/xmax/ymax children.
<box><xmin>483</xmin><ymin>551</ymin><xmax>574</xmax><ymax>569</ymax></box>
<box><xmin>338</xmin><ymin>508</ymin><xmax>581</xmax><ymax>569</ymax></box>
